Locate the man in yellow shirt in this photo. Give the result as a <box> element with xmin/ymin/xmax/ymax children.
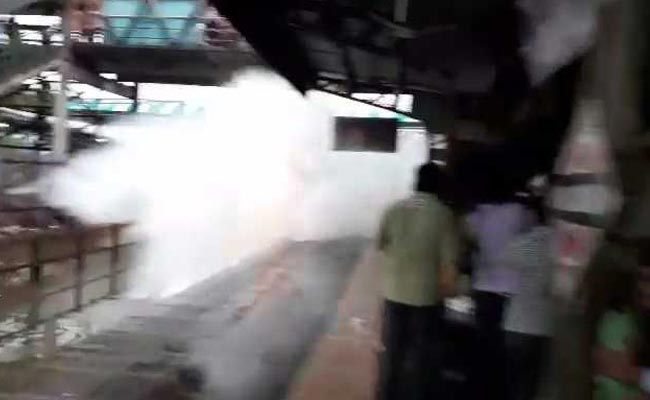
<box><xmin>376</xmin><ymin>163</ymin><xmax>460</xmax><ymax>400</ymax></box>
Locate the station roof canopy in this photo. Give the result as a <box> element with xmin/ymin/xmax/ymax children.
<box><xmin>209</xmin><ymin>0</ymin><xmax>600</xmax><ymax>200</ymax></box>
<box><xmin>210</xmin><ymin>0</ymin><xmax>595</xmax><ymax>96</ymax></box>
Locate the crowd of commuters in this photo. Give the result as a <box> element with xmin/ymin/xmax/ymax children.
<box><xmin>375</xmin><ymin>162</ymin><xmax>649</xmax><ymax>400</ymax></box>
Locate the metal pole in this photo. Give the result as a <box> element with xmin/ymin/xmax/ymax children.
<box><xmin>130</xmin><ymin>83</ymin><xmax>139</xmax><ymax>114</ymax></box>
<box><xmin>393</xmin><ymin>0</ymin><xmax>409</xmax><ymax>23</ymax></box>
<box><xmin>42</xmin><ymin>319</ymin><xmax>57</xmax><ymax>359</ymax></box>
<box><xmin>393</xmin><ymin>0</ymin><xmax>409</xmax><ymax>110</ymax></box>
<box><xmin>52</xmin><ymin>7</ymin><xmax>71</xmax><ymax>160</ymax></box>
<box><xmin>52</xmin><ymin>66</ymin><xmax>70</xmax><ymax>158</ymax></box>
<box><xmin>108</xmin><ymin>225</ymin><xmax>120</xmax><ymax>296</ymax></box>
<box><xmin>74</xmin><ymin>233</ymin><xmax>86</xmax><ymax>310</ymax></box>
<box><xmin>26</xmin><ymin>239</ymin><xmax>42</xmax><ymax>359</ymax></box>
<box><xmin>27</xmin><ymin>240</ymin><xmax>42</xmax><ymax>330</ymax></box>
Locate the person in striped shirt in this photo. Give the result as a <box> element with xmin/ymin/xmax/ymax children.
<box><xmin>502</xmin><ymin>197</ymin><xmax>554</xmax><ymax>400</ymax></box>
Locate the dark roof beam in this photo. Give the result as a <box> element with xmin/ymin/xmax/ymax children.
<box><xmin>340</xmin><ymin>46</ymin><xmax>357</xmax><ymax>94</ymax></box>
<box><xmin>315</xmin><ymin>80</ymin><xmax>418</xmax><ymax>120</ymax></box>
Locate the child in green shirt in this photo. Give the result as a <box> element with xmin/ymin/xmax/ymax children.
<box><xmin>593</xmin><ymin>264</ymin><xmax>649</xmax><ymax>400</ymax></box>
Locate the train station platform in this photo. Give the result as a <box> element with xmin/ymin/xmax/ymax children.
<box><xmin>0</xmin><ymin>238</ymin><xmax>371</xmax><ymax>399</ymax></box>
<box><xmin>288</xmin><ymin>247</ymin><xmax>381</xmax><ymax>400</ymax></box>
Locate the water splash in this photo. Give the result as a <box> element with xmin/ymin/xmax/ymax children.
<box><xmin>44</xmin><ymin>69</ymin><xmax>427</xmax><ymax>298</ymax></box>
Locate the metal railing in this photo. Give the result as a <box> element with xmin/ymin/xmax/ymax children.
<box><xmin>101</xmin><ymin>15</ymin><xmax>244</xmax><ymax>47</ymax></box>
<box><xmin>0</xmin><ymin>16</ymin><xmax>248</xmax><ymax>50</ymax></box>
<box><xmin>0</xmin><ymin>23</ymin><xmax>65</xmax><ymax>47</ymax></box>
<box><xmin>0</xmin><ymin>221</ymin><xmax>135</xmax><ymax>342</ymax></box>
<box><xmin>67</xmin><ymin>98</ymin><xmax>186</xmax><ymax>115</ymax></box>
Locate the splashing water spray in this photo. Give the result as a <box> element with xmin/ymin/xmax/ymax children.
<box><xmin>44</xmin><ymin>69</ymin><xmax>427</xmax><ymax>298</ymax></box>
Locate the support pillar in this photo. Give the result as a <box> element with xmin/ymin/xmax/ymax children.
<box><xmin>53</xmin><ymin>5</ymin><xmax>71</xmax><ymax>160</ymax></box>
<box><xmin>52</xmin><ymin>62</ymin><xmax>69</xmax><ymax>159</ymax></box>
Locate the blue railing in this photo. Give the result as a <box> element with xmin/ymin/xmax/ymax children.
<box><xmin>100</xmin><ymin>15</ymin><xmax>243</xmax><ymax>47</ymax></box>
<box><xmin>102</xmin><ymin>0</ymin><xmax>197</xmax><ymax>45</ymax></box>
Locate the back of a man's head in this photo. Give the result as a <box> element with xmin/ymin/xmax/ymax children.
<box><xmin>415</xmin><ymin>163</ymin><xmax>445</xmax><ymax>195</ymax></box>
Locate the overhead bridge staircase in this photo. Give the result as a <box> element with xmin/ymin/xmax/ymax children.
<box><xmin>0</xmin><ymin>45</ymin><xmax>62</xmax><ymax>98</ymax></box>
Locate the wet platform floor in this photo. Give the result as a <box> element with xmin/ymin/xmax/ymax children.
<box><xmin>0</xmin><ymin>238</ymin><xmax>369</xmax><ymax>400</ymax></box>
